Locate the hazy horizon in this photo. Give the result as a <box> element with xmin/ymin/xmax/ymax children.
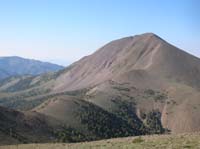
<box><xmin>0</xmin><ymin>0</ymin><xmax>199</xmax><ymax>66</ymax></box>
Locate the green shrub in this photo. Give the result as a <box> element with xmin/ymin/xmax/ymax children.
<box><xmin>132</xmin><ymin>137</ymin><xmax>144</xmax><ymax>143</ymax></box>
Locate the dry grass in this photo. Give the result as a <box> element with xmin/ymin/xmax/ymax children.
<box><xmin>1</xmin><ymin>133</ymin><xmax>200</xmax><ymax>149</ymax></box>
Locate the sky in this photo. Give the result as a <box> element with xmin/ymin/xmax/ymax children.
<box><xmin>0</xmin><ymin>0</ymin><xmax>199</xmax><ymax>66</ymax></box>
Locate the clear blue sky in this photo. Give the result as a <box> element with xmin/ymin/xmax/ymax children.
<box><xmin>0</xmin><ymin>0</ymin><xmax>199</xmax><ymax>66</ymax></box>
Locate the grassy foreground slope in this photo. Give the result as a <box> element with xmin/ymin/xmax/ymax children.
<box><xmin>1</xmin><ymin>133</ymin><xmax>200</xmax><ymax>149</ymax></box>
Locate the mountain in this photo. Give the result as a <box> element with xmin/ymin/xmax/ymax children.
<box><xmin>0</xmin><ymin>56</ymin><xmax>64</xmax><ymax>79</ymax></box>
<box><xmin>50</xmin><ymin>33</ymin><xmax>200</xmax><ymax>91</ymax></box>
<box><xmin>0</xmin><ymin>33</ymin><xmax>200</xmax><ymax>144</ymax></box>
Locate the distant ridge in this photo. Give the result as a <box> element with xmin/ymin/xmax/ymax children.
<box><xmin>0</xmin><ymin>56</ymin><xmax>64</xmax><ymax>79</ymax></box>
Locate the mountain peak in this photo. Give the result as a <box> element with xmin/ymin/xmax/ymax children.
<box><xmin>134</xmin><ymin>32</ymin><xmax>164</xmax><ymax>42</ymax></box>
<box><xmin>117</xmin><ymin>33</ymin><xmax>161</xmax><ymax>41</ymax></box>
<box><xmin>140</xmin><ymin>32</ymin><xmax>157</xmax><ymax>36</ymax></box>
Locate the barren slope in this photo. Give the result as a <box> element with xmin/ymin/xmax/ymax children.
<box><xmin>52</xmin><ymin>33</ymin><xmax>200</xmax><ymax>91</ymax></box>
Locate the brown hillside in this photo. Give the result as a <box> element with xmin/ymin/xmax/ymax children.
<box><xmin>52</xmin><ymin>33</ymin><xmax>200</xmax><ymax>92</ymax></box>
